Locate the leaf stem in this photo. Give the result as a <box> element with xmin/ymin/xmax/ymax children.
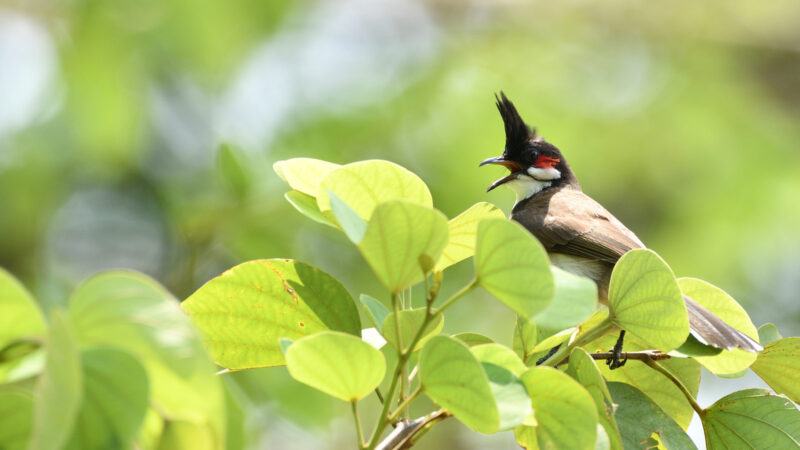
<box><xmin>436</xmin><ymin>279</ymin><xmax>478</xmax><ymax>314</ymax></box>
<box><xmin>388</xmin><ymin>386</ymin><xmax>423</xmax><ymax>422</ymax></box>
<box><xmin>351</xmin><ymin>400</ymin><xmax>366</xmax><ymax>449</ymax></box>
<box><xmin>540</xmin><ymin>317</ymin><xmax>613</xmax><ymax>367</ymax></box>
<box><xmin>643</xmin><ymin>357</ymin><xmax>705</xmax><ymax>416</ymax></box>
<box><xmin>367</xmin><ymin>276</ymin><xmax>471</xmax><ymax>449</ymax></box>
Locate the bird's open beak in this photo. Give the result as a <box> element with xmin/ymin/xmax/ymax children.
<box><xmin>480</xmin><ymin>156</ymin><xmax>522</xmax><ymax>192</ymax></box>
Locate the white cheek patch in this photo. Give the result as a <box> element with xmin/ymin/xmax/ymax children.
<box><xmin>506</xmin><ymin>176</ymin><xmax>552</xmax><ymax>202</ymax></box>
<box><xmin>527</xmin><ymin>166</ymin><xmax>561</xmax><ymax>181</ymax></box>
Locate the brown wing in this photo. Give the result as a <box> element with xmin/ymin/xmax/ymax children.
<box><xmin>512</xmin><ymin>187</ymin><xmax>645</xmax><ymax>264</ymax></box>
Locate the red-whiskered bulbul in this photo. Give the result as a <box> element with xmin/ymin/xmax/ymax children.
<box><xmin>481</xmin><ymin>93</ymin><xmax>762</xmax><ymax>368</ymax></box>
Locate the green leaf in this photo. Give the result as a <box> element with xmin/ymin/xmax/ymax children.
<box><xmin>528</xmin><ymin>328</ymin><xmax>574</xmax><ymax>355</ymax></box>
<box><xmin>359</xmin><ymin>294</ymin><xmax>390</xmax><ymax>329</ymax></box>
<box><xmin>30</xmin><ymin>311</ymin><xmax>82</xmax><ymax>450</ymax></box>
<box><xmin>285</xmin><ymin>331</ymin><xmax>385</xmax><ymax>402</ymax></box>
<box><xmin>0</xmin><ymin>387</ymin><xmax>34</xmax><ymax>450</ymax></box>
<box><xmin>608</xmin><ymin>382</ymin><xmax>697</xmax><ymax>450</ymax></box>
<box><xmin>183</xmin><ymin>259</ymin><xmax>361</xmax><ymax>369</ymax></box>
<box><xmin>758</xmin><ymin>323</ymin><xmax>782</xmax><ymax>346</ymax></box>
<box><xmin>273</xmin><ymin>158</ymin><xmax>341</xmax><ymax>198</ymax></box>
<box><xmin>0</xmin><ymin>268</ymin><xmax>45</xmax><ymax>349</ymax></box>
<box><xmin>419</xmin><ymin>336</ymin><xmax>498</xmax><ymax>433</ymax></box>
<box><xmin>702</xmin><ymin>389</ymin><xmax>800</xmax><ymax>449</ymax></box>
<box><xmin>472</xmin><ymin>343</ymin><xmax>527</xmax><ymax>377</ymax></box>
<box><xmin>453</xmin><ymin>332</ymin><xmax>494</xmax><ymax>347</ymax></box>
<box><xmin>434</xmin><ymin>202</ymin><xmax>505</xmax><ymax>272</ymax></box>
<box><xmin>590</xmin><ymin>333</ymin><xmax>701</xmax><ymax>430</ymax></box>
<box><xmin>358</xmin><ymin>201</ymin><xmax>448</xmax><ymax>293</ymax></box>
<box><xmin>671</xmin><ymin>334</ymin><xmax>723</xmax><ymax>357</ymax></box>
<box><xmin>513</xmin><ymin>316</ymin><xmax>538</xmax><ymax>365</ymax></box>
<box><xmin>284</xmin><ymin>191</ymin><xmax>336</xmax><ymax>227</ymax></box>
<box><xmin>475</xmin><ymin>219</ymin><xmax>554</xmax><ymax>318</ymax></box>
<box><xmin>608</xmin><ymin>249</ymin><xmax>688</xmax><ymax>352</ymax></box>
<box><xmin>382</xmin><ymin>307</ymin><xmax>443</xmax><ymax>353</ymax></box>
<box><xmin>534</xmin><ymin>267</ymin><xmax>597</xmax><ymax>331</ymax></box>
<box><xmin>677</xmin><ymin>277</ymin><xmax>759</xmax><ymax>375</ymax></box>
<box><xmin>65</xmin><ymin>348</ymin><xmax>149</xmax><ymax>450</ymax></box>
<box><xmin>317</xmin><ymin>160</ymin><xmax>432</xmax><ymax>220</ymax></box>
<box><xmin>328</xmin><ymin>190</ymin><xmax>367</xmax><ymax>242</ymax></box>
<box><xmin>482</xmin><ymin>363</ymin><xmax>533</xmax><ymax>431</ymax></box>
<box><xmin>517</xmin><ymin>367</ymin><xmax>598</xmax><ymax>450</ymax></box>
<box><xmin>566</xmin><ymin>349</ymin><xmax>623</xmax><ymax>450</ymax></box>
<box><xmin>156</xmin><ymin>421</ymin><xmax>216</xmax><ymax>450</ymax></box>
<box><xmin>752</xmin><ymin>338</ymin><xmax>800</xmax><ymax>403</ymax></box>
<box><xmin>217</xmin><ymin>143</ymin><xmax>251</xmax><ymax>199</ymax></box>
<box><xmin>67</xmin><ymin>271</ymin><xmax>226</xmax><ymax>443</ymax></box>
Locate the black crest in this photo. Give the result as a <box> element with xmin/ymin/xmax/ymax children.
<box><xmin>495</xmin><ymin>92</ymin><xmax>535</xmax><ymax>159</ymax></box>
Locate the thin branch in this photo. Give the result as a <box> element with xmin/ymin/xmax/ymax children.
<box><xmin>388</xmin><ymin>386</ymin><xmax>423</xmax><ymax>422</ymax></box>
<box><xmin>436</xmin><ymin>279</ymin><xmax>477</xmax><ymax>314</ymax></box>
<box><xmin>589</xmin><ymin>350</ymin><xmax>672</xmax><ymax>362</ymax></box>
<box><xmin>375</xmin><ymin>409</ymin><xmax>451</xmax><ymax>450</ymax></box>
<box><xmin>643</xmin><ymin>357</ymin><xmax>704</xmax><ymax>416</ymax></box>
<box><xmin>352</xmin><ymin>400</ymin><xmax>366</xmax><ymax>449</ymax></box>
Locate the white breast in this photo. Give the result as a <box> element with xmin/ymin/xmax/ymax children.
<box><xmin>548</xmin><ymin>253</ymin><xmax>606</xmax><ymax>283</ymax></box>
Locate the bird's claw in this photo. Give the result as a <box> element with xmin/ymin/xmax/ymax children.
<box><xmin>605</xmin><ymin>330</ymin><xmax>627</xmax><ymax>370</ymax></box>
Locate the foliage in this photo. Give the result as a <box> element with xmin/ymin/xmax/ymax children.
<box><xmin>2</xmin><ymin>157</ymin><xmax>799</xmax><ymax>449</ymax></box>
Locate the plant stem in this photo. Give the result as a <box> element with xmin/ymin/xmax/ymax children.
<box><xmin>540</xmin><ymin>317</ymin><xmax>613</xmax><ymax>367</ymax></box>
<box><xmin>589</xmin><ymin>350</ymin><xmax>671</xmax><ymax>362</ymax></box>
<box><xmin>436</xmin><ymin>279</ymin><xmax>477</xmax><ymax>314</ymax></box>
<box><xmin>643</xmin><ymin>357</ymin><xmax>704</xmax><ymax>416</ymax></box>
<box><xmin>351</xmin><ymin>400</ymin><xmax>366</xmax><ymax>449</ymax></box>
<box><xmin>367</xmin><ymin>277</ymin><xmax>473</xmax><ymax>449</ymax></box>
<box><xmin>388</xmin><ymin>386</ymin><xmax>423</xmax><ymax>422</ymax></box>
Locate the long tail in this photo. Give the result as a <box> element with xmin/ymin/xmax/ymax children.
<box><xmin>683</xmin><ymin>295</ymin><xmax>762</xmax><ymax>352</ymax></box>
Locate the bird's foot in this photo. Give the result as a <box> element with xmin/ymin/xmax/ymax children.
<box><xmin>605</xmin><ymin>330</ymin><xmax>627</xmax><ymax>370</ymax></box>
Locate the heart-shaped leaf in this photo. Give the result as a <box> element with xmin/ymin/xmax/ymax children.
<box><xmin>419</xmin><ymin>336</ymin><xmax>498</xmax><ymax>433</ymax></box>
<box><xmin>30</xmin><ymin>311</ymin><xmax>82</xmax><ymax>450</ymax></box>
<box><xmin>0</xmin><ymin>268</ymin><xmax>45</xmax><ymax>349</ymax></box>
<box><xmin>677</xmin><ymin>278</ymin><xmax>759</xmax><ymax>375</ymax></box>
<box><xmin>284</xmin><ymin>191</ymin><xmax>336</xmax><ymax>227</ymax></box>
<box><xmin>702</xmin><ymin>389</ymin><xmax>800</xmax><ymax>449</ymax></box>
<box><xmin>435</xmin><ymin>202</ymin><xmax>505</xmax><ymax>272</ymax></box>
<box><xmin>566</xmin><ymin>349</ymin><xmax>623</xmax><ymax>450</ymax></box>
<box><xmin>358</xmin><ymin>201</ymin><xmax>448</xmax><ymax>293</ymax></box>
<box><xmin>68</xmin><ymin>271</ymin><xmax>225</xmax><ymax>442</ymax></box>
<box><xmin>534</xmin><ymin>267</ymin><xmax>597</xmax><ymax>331</ymax></box>
<box><xmin>608</xmin><ymin>249</ymin><xmax>688</xmax><ymax>352</ymax></box>
<box><xmin>475</xmin><ymin>219</ymin><xmax>554</xmax><ymax>319</ymax></box>
<box><xmin>65</xmin><ymin>348</ymin><xmax>149</xmax><ymax>449</ymax></box>
<box><xmin>0</xmin><ymin>387</ymin><xmax>34</xmax><ymax>449</ymax></box>
<box><xmin>752</xmin><ymin>338</ymin><xmax>800</xmax><ymax>402</ymax></box>
<box><xmin>317</xmin><ymin>160</ymin><xmax>432</xmax><ymax>220</ymax></box>
<box><xmin>515</xmin><ymin>367</ymin><xmax>597</xmax><ymax>450</ymax></box>
<box><xmin>273</xmin><ymin>158</ymin><xmax>340</xmax><ymax>198</ymax></box>
<box><xmin>453</xmin><ymin>333</ymin><xmax>495</xmax><ymax>347</ymax></box>
<box><xmin>183</xmin><ymin>259</ymin><xmax>361</xmax><ymax>369</ymax></box>
<box><xmin>608</xmin><ymin>382</ymin><xmax>697</xmax><ymax>450</ymax></box>
<box><xmin>471</xmin><ymin>344</ymin><xmax>527</xmax><ymax>377</ymax></box>
<box><xmin>285</xmin><ymin>331</ymin><xmax>385</xmax><ymax>402</ymax></box>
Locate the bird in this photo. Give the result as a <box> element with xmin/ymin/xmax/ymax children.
<box><xmin>480</xmin><ymin>92</ymin><xmax>762</xmax><ymax>368</ymax></box>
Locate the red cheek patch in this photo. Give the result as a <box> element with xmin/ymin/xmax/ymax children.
<box><xmin>534</xmin><ymin>155</ymin><xmax>560</xmax><ymax>169</ymax></box>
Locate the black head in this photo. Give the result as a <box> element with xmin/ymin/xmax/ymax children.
<box><xmin>480</xmin><ymin>92</ymin><xmax>577</xmax><ymax>192</ymax></box>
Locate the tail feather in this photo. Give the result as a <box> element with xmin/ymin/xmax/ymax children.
<box><xmin>683</xmin><ymin>295</ymin><xmax>762</xmax><ymax>352</ymax></box>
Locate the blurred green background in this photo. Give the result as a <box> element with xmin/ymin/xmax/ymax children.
<box><xmin>1</xmin><ymin>0</ymin><xmax>799</xmax><ymax>448</ymax></box>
